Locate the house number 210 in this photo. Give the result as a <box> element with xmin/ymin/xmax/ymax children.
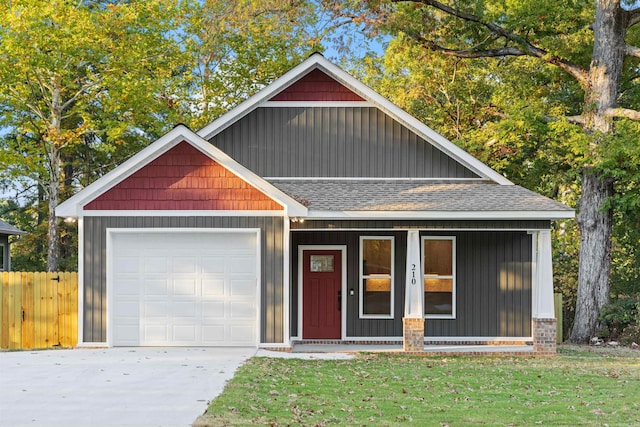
<box><xmin>411</xmin><ymin>264</ymin><xmax>416</xmax><ymax>285</ymax></box>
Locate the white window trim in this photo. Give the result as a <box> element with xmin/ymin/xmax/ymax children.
<box><xmin>422</xmin><ymin>236</ymin><xmax>456</xmax><ymax>319</ymax></box>
<box><xmin>359</xmin><ymin>236</ymin><xmax>394</xmax><ymax>319</ymax></box>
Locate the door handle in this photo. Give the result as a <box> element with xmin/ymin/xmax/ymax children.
<box><xmin>337</xmin><ymin>290</ymin><xmax>342</xmax><ymax>312</ymax></box>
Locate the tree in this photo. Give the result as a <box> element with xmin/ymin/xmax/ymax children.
<box><xmin>0</xmin><ymin>0</ymin><xmax>188</xmax><ymax>271</ymax></box>
<box><xmin>328</xmin><ymin>0</ymin><xmax>640</xmax><ymax>342</ymax></box>
<box><xmin>178</xmin><ymin>0</ymin><xmax>323</xmax><ymax>129</ymax></box>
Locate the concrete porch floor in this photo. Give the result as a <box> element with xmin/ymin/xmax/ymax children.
<box><xmin>291</xmin><ymin>343</ymin><xmax>534</xmax><ymax>355</ymax></box>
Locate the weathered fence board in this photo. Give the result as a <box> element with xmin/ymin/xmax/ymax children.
<box><xmin>0</xmin><ymin>272</ymin><xmax>78</xmax><ymax>350</ymax></box>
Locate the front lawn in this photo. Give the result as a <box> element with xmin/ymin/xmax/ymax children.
<box><xmin>196</xmin><ymin>346</ymin><xmax>640</xmax><ymax>426</ymax></box>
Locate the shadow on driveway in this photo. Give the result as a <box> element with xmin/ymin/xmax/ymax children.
<box><xmin>0</xmin><ymin>347</ymin><xmax>256</xmax><ymax>427</ymax></box>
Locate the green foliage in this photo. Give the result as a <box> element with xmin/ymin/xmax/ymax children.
<box><xmin>0</xmin><ymin>0</ymin><xmax>322</xmax><ymax>269</ymax></box>
<box><xmin>598</xmin><ymin>295</ymin><xmax>640</xmax><ymax>339</ymax></box>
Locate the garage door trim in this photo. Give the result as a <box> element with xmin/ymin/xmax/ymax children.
<box><xmin>106</xmin><ymin>228</ymin><xmax>261</xmax><ymax>347</ymax></box>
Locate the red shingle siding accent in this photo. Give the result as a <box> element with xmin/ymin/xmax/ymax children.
<box><xmin>269</xmin><ymin>69</ymin><xmax>365</xmax><ymax>102</ymax></box>
<box><xmin>84</xmin><ymin>142</ymin><xmax>283</xmax><ymax>211</ymax></box>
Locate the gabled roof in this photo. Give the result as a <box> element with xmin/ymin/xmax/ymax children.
<box><xmin>197</xmin><ymin>53</ymin><xmax>512</xmax><ymax>185</ymax></box>
<box><xmin>0</xmin><ymin>219</ymin><xmax>25</xmax><ymax>236</ymax></box>
<box><xmin>269</xmin><ymin>179</ymin><xmax>574</xmax><ymax>220</ymax></box>
<box><xmin>56</xmin><ymin>125</ymin><xmax>308</xmax><ymax>218</ymax></box>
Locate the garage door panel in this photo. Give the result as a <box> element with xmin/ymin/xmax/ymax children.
<box><xmin>230</xmin><ymin>278</ymin><xmax>256</xmax><ymax>296</ymax></box>
<box><xmin>172</xmin><ymin>301</ymin><xmax>197</xmax><ymax>317</ymax></box>
<box><xmin>202</xmin><ymin>278</ymin><xmax>225</xmax><ymax>296</ymax></box>
<box><xmin>172</xmin><ymin>325</ymin><xmax>196</xmax><ymax>343</ymax></box>
<box><xmin>202</xmin><ymin>301</ymin><xmax>225</xmax><ymax>318</ymax></box>
<box><xmin>201</xmin><ymin>324</ymin><xmax>225</xmax><ymax>343</ymax></box>
<box><xmin>142</xmin><ymin>279</ymin><xmax>168</xmax><ymax>295</ymax></box>
<box><xmin>229</xmin><ymin>324</ymin><xmax>255</xmax><ymax>345</ymax></box>
<box><xmin>115</xmin><ymin>257</ymin><xmax>140</xmax><ymax>274</ymax></box>
<box><xmin>173</xmin><ymin>257</ymin><xmax>198</xmax><ymax>273</ymax></box>
<box><xmin>202</xmin><ymin>257</ymin><xmax>226</xmax><ymax>274</ymax></box>
<box><xmin>229</xmin><ymin>301</ymin><xmax>256</xmax><ymax>319</ymax></box>
<box><xmin>228</xmin><ymin>256</ymin><xmax>256</xmax><ymax>274</ymax></box>
<box><xmin>111</xmin><ymin>231</ymin><xmax>258</xmax><ymax>347</ymax></box>
<box><xmin>172</xmin><ymin>279</ymin><xmax>197</xmax><ymax>296</ymax></box>
<box><xmin>143</xmin><ymin>301</ymin><xmax>168</xmax><ymax>317</ymax></box>
<box><xmin>114</xmin><ymin>299</ymin><xmax>139</xmax><ymax>317</ymax></box>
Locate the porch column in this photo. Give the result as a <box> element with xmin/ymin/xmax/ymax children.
<box><xmin>533</xmin><ymin>230</ymin><xmax>557</xmax><ymax>356</ymax></box>
<box><xmin>403</xmin><ymin>230</ymin><xmax>424</xmax><ymax>352</ymax></box>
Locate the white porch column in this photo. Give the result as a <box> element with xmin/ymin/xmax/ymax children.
<box><xmin>403</xmin><ymin>230</ymin><xmax>424</xmax><ymax>352</ymax></box>
<box><xmin>533</xmin><ymin>229</ymin><xmax>557</xmax><ymax>355</ymax></box>
<box><xmin>534</xmin><ymin>230</ymin><xmax>555</xmax><ymax>319</ymax></box>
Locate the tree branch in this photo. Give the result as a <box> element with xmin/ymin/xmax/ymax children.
<box><xmin>624</xmin><ymin>44</ymin><xmax>640</xmax><ymax>58</ymax></box>
<box><xmin>626</xmin><ymin>7</ymin><xmax>640</xmax><ymax>28</ymax></box>
<box><xmin>566</xmin><ymin>115</ymin><xmax>587</xmax><ymax>124</ymax></box>
<box><xmin>394</xmin><ymin>0</ymin><xmax>589</xmax><ymax>86</ymax></box>
<box><xmin>605</xmin><ymin>107</ymin><xmax>640</xmax><ymax>120</ymax></box>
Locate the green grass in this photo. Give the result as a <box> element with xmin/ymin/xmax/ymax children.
<box><xmin>197</xmin><ymin>348</ymin><xmax>640</xmax><ymax>426</ymax></box>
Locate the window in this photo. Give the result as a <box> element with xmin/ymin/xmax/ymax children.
<box><xmin>360</xmin><ymin>237</ymin><xmax>394</xmax><ymax>318</ymax></box>
<box><xmin>0</xmin><ymin>244</ymin><xmax>4</xmax><ymax>271</ymax></box>
<box><xmin>423</xmin><ymin>237</ymin><xmax>455</xmax><ymax>318</ymax></box>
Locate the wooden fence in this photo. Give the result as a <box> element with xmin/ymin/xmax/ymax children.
<box><xmin>0</xmin><ymin>272</ymin><xmax>78</xmax><ymax>350</ymax></box>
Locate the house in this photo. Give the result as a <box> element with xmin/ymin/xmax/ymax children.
<box><xmin>56</xmin><ymin>54</ymin><xmax>573</xmax><ymax>354</ymax></box>
<box><xmin>0</xmin><ymin>220</ymin><xmax>25</xmax><ymax>272</ymax></box>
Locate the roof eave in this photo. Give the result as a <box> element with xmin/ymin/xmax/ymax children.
<box><xmin>305</xmin><ymin>210</ymin><xmax>575</xmax><ymax>221</ymax></box>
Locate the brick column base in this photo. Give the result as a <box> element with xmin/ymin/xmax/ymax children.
<box><xmin>533</xmin><ymin>318</ymin><xmax>557</xmax><ymax>356</ymax></box>
<box><xmin>403</xmin><ymin>317</ymin><xmax>425</xmax><ymax>352</ymax></box>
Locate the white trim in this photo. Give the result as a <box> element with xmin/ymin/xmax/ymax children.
<box><xmin>56</xmin><ymin>124</ymin><xmax>307</xmax><ymax>218</ymax></box>
<box><xmin>359</xmin><ymin>236</ymin><xmax>395</xmax><ymax>320</ymax></box>
<box><xmin>292</xmin><ymin>228</ymin><xmax>552</xmax><ymax>232</ymax></box>
<box><xmin>196</xmin><ymin>53</ymin><xmax>512</xmax><ymax>185</ymax></box>
<box><xmin>77</xmin><ymin>210</ymin><xmax>285</xmax><ymax>217</ymax></box>
<box><xmin>262</xmin><ymin>101</ymin><xmax>373</xmax><ymax>108</ymax></box>
<box><xmin>282</xmin><ymin>217</ymin><xmax>291</xmax><ymax>347</ymax></box>
<box><xmin>306</xmin><ymin>210</ymin><xmax>575</xmax><ymax>220</ymax></box>
<box><xmin>297</xmin><ymin>245</ymin><xmax>347</xmax><ymax>340</ymax></box>
<box><xmin>77</xmin><ymin>218</ymin><xmax>84</xmax><ymax>347</ymax></box>
<box><xmin>75</xmin><ymin>342</ymin><xmax>109</xmax><ymax>348</ymax></box>
<box><xmin>105</xmin><ymin>227</ymin><xmax>261</xmax><ymax>347</ymax></box>
<box><xmin>424</xmin><ymin>336</ymin><xmax>533</xmax><ymax>342</ymax></box>
<box><xmin>422</xmin><ymin>236</ymin><xmax>456</xmax><ymax>319</ymax></box>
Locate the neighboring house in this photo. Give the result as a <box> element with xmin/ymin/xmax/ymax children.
<box><xmin>0</xmin><ymin>220</ymin><xmax>25</xmax><ymax>272</ymax></box>
<box><xmin>57</xmin><ymin>54</ymin><xmax>573</xmax><ymax>354</ymax></box>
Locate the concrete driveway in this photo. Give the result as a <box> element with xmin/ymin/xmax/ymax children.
<box><xmin>0</xmin><ymin>347</ymin><xmax>256</xmax><ymax>427</ymax></box>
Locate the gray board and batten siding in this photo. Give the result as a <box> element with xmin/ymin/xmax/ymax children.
<box><xmin>83</xmin><ymin>216</ymin><xmax>285</xmax><ymax>344</ymax></box>
<box><xmin>291</xmin><ymin>230</ymin><xmax>533</xmax><ymax>338</ymax></box>
<box><xmin>208</xmin><ymin>107</ymin><xmax>480</xmax><ymax>179</ymax></box>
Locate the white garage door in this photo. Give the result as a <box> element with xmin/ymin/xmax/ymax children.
<box><xmin>110</xmin><ymin>231</ymin><xmax>258</xmax><ymax>347</ymax></box>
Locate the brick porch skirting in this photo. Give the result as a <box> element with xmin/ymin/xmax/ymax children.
<box><xmin>403</xmin><ymin>317</ymin><xmax>425</xmax><ymax>352</ymax></box>
<box><xmin>533</xmin><ymin>318</ymin><xmax>557</xmax><ymax>356</ymax></box>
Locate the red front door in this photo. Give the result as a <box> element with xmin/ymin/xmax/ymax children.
<box><xmin>302</xmin><ymin>250</ymin><xmax>342</xmax><ymax>339</ymax></box>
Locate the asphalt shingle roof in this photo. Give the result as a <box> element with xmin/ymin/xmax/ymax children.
<box><xmin>0</xmin><ymin>220</ymin><xmax>25</xmax><ymax>235</ymax></box>
<box><xmin>269</xmin><ymin>180</ymin><xmax>573</xmax><ymax>212</ymax></box>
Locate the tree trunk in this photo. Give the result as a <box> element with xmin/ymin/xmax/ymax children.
<box><xmin>569</xmin><ymin>0</ymin><xmax>626</xmax><ymax>342</ymax></box>
<box><xmin>571</xmin><ymin>169</ymin><xmax>613</xmax><ymax>342</ymax></box>
<box><xmin>46</xmin><ymin>144</ymin><xmax>60</xmax><ymax>272</ymax></box>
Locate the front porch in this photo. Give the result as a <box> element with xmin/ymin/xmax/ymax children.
<box><xmin>290</xmin><ymin>340</ymin><xmax>535</xmax><ymax>356</ymax></box>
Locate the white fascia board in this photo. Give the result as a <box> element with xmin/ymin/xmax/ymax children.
<box><xmin>196</xmin><ymin>53</ymin><xmax>512</xmax><ymax>185</ymax></box>
<box><xmin>56</xmin><ymin>125</ymin><xmax>307</xmax><ymax>218</ymax></box>
<box><xmin>76</xmin><ymin>210</ymin><xmax>286</xmax><ymax>217</ymax></box>
<box><xmin>306</xmin><ymin>210</ymin><xmax>575</xmax><ymax>220</ymax></box>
